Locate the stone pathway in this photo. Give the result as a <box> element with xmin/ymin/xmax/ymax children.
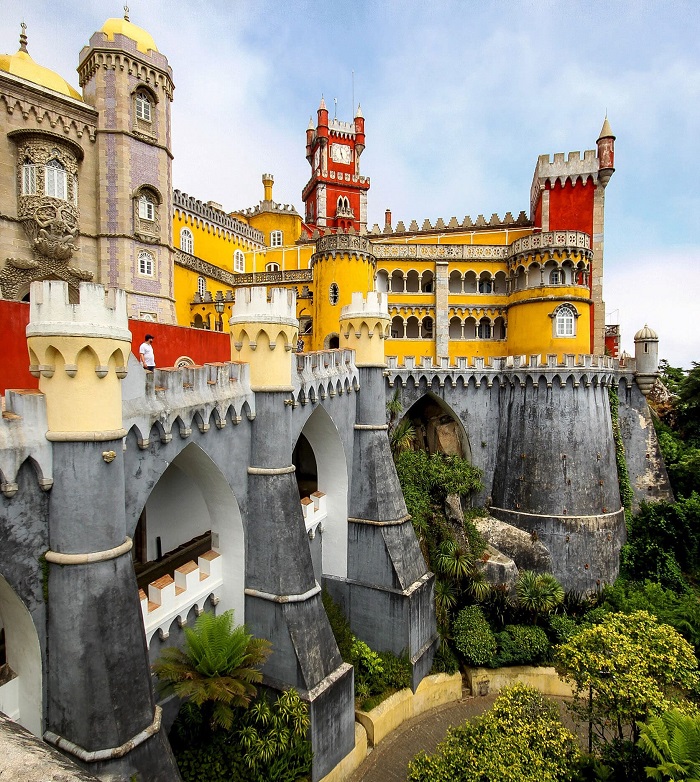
<box><xmin>347</xmin><ymin>693</ymin><xmax>580</xmax><ymax>782</ymax></box>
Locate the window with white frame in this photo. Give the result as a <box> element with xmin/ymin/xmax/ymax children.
<box><xmin>45</xmin><ymin>157</ymin><xmax>67</xmax><ymax>200</ymax></box>
<box><xmin>270</xmin><ymin>230</ymin><xmax>283</xmax><ymax>248</ymax></box>
<box><xmin>139</xmin><ymin>193</ymin><xmax>155</xmax><ymax>221</ymax></box>
<box><xmin>197</xmin><ymin>276</ymin><xmax>206</xmax><ymax>297</ymax></box>
<box><xmin>554</xmin><ymin>304</ymin><xmax>577</xmax><ymax>337</ymax></box>
<box><xmin>138</xmin><ymin>249</ymin><xmax>155</xmax><ymax>277</ymax></box>
<box><xmin>329</xmin><ymin>282</ymin><xmax>339</xmax><ymax>305</ymax></box>
<box><xmin>550</xmin><ymin>269</ymin><xmax>564</xmax><ymax>285</ymax></box>
<box><xmin>22</xmin><ymin>159</ymin><xmax>37</xmax><ymax>195</ymax></box>
<box><xmin>233</xmin><ymin>250</ymin><xmax>245</xmax><ymax>273</ymax></box>
<box><xmin>266</xmin><ymin>262</ymin><xmax>280</xmax><ymax>272</ymax></box>
<box><xmin>180</xmin><ymin>228</ymin><xmax>194</xmax><ymax>254</ymax></box>
<box><xmin>135</xmin><ymin>91</ymin><xmax>152</xmax><ymax>122</ymax></box>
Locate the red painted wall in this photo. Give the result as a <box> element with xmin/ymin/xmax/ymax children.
<box><xmin>0</xmin><ymin>298</ymin><xmax>230</xmax><ymax>394</ymax></box>
<box><xmin>546</xmin><ymin>178</ymin><xmax>595</xmax><ymax>236</ymax></box>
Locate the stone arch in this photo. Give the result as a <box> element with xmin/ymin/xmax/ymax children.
<box><xmin>400</xmin><ymin>391</ymin><xmax>472</xmax><ymax>461</ymax></box>
<box><xmin>137</xmin><ymin>442</ymin><xmax>245</xmax><ymax>624</ymax></box>
<box><xmin>0</xmin><ymin>574</ymin><xmax>42</xmax><ymax>736</ymax></box>
<box><xmin>293</xmin><ymin>405</ymin><xmax>349</xmax><ymax>579</ymax></box>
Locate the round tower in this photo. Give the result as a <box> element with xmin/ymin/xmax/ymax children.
<box><xmin>26</xmin><ymin>280</ymin><xmax>131</xmax><ymax>437</ymax></box>
<box><xmin>229</xmin><ymin>287</ymin><xmax>298</xmax><ymax>390</ymax></box>
<box><xmin>310</xmin><ymin>234</ymin><xmax>376</xmax><ymax>351</ymax></box>
<box><xmin>77</xmin><ymin>11</ymin><xmax>176</xmax><ymax>323</ymax></box>
<box><xmin>338</xmin><ymin>292</ymin><xmax>390</xmax><ymax>366</ymax></box>
<box><xmin>634</xmin><ymin>324</ymin><xmax>659</xmax><ymax>396</ymax></box>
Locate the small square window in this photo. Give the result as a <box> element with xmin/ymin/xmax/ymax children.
<box><xmin>270</xmin><ymin>231</ymin><xmax>283</xmax><ymax>248</ymax></box>
<box><xmin>138</xmin><ymin>250</ymin><xmax>155</xmax><ymax>277</ymax></box>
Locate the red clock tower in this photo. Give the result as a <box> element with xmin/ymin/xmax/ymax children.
<box><xmin>302</xmin><ymin>98</ymin><xmax>370</xmax><ymax>233</ymax></box>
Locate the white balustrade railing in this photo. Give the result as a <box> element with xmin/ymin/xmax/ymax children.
<box><xmin>301</xmin><ymin>491</ymin><xmax>327</xmax><ymax>539</ymax></box>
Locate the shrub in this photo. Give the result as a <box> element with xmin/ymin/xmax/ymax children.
<box><xmin>408</xmin><ymin>683</ymin><xmax>581</xmax><ymax>781</ymax></box>
<box><xmin>548</xmin><ymin>614</ymin><xmax>580</xmax><ymax>645</ymax></box>
<box><xmin>321</xmin><ymin>588</ymin><xmax>354</xmax><ymax>661</ymax></box>
<box><xmin>494</xmin><ymin>624</ymin><xmax>551</xmax><ymax>667</ymax></box>
<box><xmin>453</xmin><ymin>606</ymin><xmax>496</xmax><ymax>667</ymax></box>
<box><xmin>430</xmin><ymin>640</ymin><xmax>460</xmax><ymax>675</ymax></box>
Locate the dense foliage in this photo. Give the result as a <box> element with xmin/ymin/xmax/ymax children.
<box><xmin>407</xmin><ymin>683</ymin><xmax>581</xmax><ymax>782</ymax></box>
<box><xmin>555</xmin><ymin>611</ymin><xmax>700</xmax><ymax>746</ymax></box>
<box><xmin>153</xmin><ymin>610</ymin><xmax>271</xmax><ymax>732</ymax></box>
<box><xmin>452</xmin><ymin>606</ymin><xmax>496</xmax><ymax>667</ymax></box>
<box><xmin>638</xmin><ymin>709</ymin><xmax>700</xmax><ymax>781</ymax></box>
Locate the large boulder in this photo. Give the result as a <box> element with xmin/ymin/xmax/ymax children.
<box><xmin>477</xmin><ymin>544</ymin><xmax>519</xmax><ymax>589</ymax></box>
<box><xmin>474</xmin><ymin>516</ymin><xmax>552</xmax><ymax>573</ymax></box>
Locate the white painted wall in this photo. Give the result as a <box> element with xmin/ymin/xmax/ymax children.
<box><xmin>299</xmin><ymin>407</ymin><xmax>348</xmax><ymax>578</ymax></box>
<box><xmin>0</xmin><ymin>576</ymin><xmax>42</xmax><ymax>736</ymax></box>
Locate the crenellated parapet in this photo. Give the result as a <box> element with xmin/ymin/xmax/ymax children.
<box><xmin>530</xmin><ymin>149</ymin><xmax>599</xmax><ymax>216</ymax></box>
<box><xmin>385</xmin><ymin>352</ymin><xmax>622</xmax><ymax>390</ymax></box>
<box><xmin>26</xmin><ymin>280</ymin><xmax>131</xmax><ymax>439</ymax></box>
<box><xmin>311</xmin><ymin>233</ymin><xmax>375</xmax><ymax>265</ymax></box>
<box><xmin>174</xmin><ymin>190</ymin><xmax>265</xmax><ymax>246</ymax></box>
<box><xmin>292</xmin><ymin>348</ymin><xmax>359</xmax><ymax>406</ymax></box>
<box><xmin>367</xmin><ymin>210</ymin><xmax>530</xmax><ymax>237</ymax></box>
<box><xmin>339</xmin><ymin>292</ymin><xmax>391</xmax><ymax>366</ymax></box>
<box><xmin>507</xmin><ymin>230</ymin><xmax>592</xmax><ymax>268</ymax></box>
<box><xmin>229</xmin><ymin>287</ymin><xmax>298</xmax><ymax>390</ymax></box>
<box><xmin>122</xmin><ymin>359</ymin><xmax>255</xmax><ymax>448</ymax></box>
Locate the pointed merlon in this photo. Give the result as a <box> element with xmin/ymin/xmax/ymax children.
<box><xmin>598</xmin><ymin>116</ymin><xmax>615</xmax><ymax>141</ymax></box>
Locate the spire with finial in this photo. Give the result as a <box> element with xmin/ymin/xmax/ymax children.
<box><xmin>123</xmin><ymin>4</ymin><xmax>130</xmax><ymax>21</ymax></box>
<box><xmin>597</xmin><ymin>114</ymin><xmax>615</xmax><ymax>187</ymax></box>
<box><xmin>19</xmin><ymin>21</ymin><xmax>28</xmax><ymax>53</ymax></box>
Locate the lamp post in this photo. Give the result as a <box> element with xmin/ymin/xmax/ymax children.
<box><xmin>214</xmin><ymin>299</ymin><xmax>225</xmax><ymax>332</ymax></box>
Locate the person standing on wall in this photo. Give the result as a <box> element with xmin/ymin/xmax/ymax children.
<box><xmin>139</xmin><ymin>334</ymin><xmax>156</xmax><ymax>371</ymax></box>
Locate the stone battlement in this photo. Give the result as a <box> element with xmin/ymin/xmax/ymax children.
<box><xmin>387</xmin><ymin>353</ymin><xmax>617</xmax><ymax>372</ymax></box>
<box><xmin>341</xmin><ymin>291</ymin><xmax>389</xmax><ymax>319</ymax></box>
<box><xmin>229</xmin><ymin>286</ymin><xmax>297</xmax><ymax>325</ymax></box>
<box><xmin>173</xmin><ymin>190</ymin><xmax>265</xmax><ymax>245</ymax></box>
<box><xmin>26</xmin><ymin>281</ymin><xmax>131</xmax><ymax>342</ymax></box>
<box><xmin>367</xmin><ymin>211</ymin><xmax>531</xmax><ymax>237</ymax></box>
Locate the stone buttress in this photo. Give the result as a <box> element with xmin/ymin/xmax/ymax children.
<box><xmin>26</xmin><ymin>280</ymin><xmax>180</xmax><ymax>779</ymax></box>
<box><xmin>329</xmin><ymin>292</ymin><xmax>437</xmax><ymax>688</ymax></box>
<box><xmin>230</xmin><ymin>287</ymin><xmax>354</xmax><ymax>782</ymax></box>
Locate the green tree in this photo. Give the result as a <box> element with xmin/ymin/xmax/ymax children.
<box><xmin>515</xmin><ymin>570</ymin><xmax>565</xmax><ymax>623</ymax></box>
<box><xmin>153</xmin><ymin>610</ymin><xmax>271</xmax><ymax>732</ymax></box>
<box><xmin>555</xmin><ymin>611</ymin><xmax>700</xmax><ymax>747</ymax></box>
<box><xmin>638</xmin><ymin>709</ymin><xmax>700</xmax><ymax>782</ymax></box>
<box><xmin>407</xmin><ymin>683</ymin><xmax>581</xmax><ymax>781</ymax></box>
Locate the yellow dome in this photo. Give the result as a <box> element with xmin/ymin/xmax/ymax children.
<box><xmin>100</xmin><ymin>17</ymin><xmax>158</xmax><ymax>54</ymax></box>
<box><xmin>0</xmin><ymin>48</ymin><xmax>82</xmax><ymax>101</ymax></box>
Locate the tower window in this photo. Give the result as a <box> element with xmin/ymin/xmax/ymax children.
<box><xmin>138</xmin><ymin>250</ymin><xmax>155</xmax><ymax>277</ymax></box>
<box><xmin>549</xmin><ymin>269</ymin><xmax>564</xmax><ymax>285</ymax></box>
<box><xmin>180</xmin><ymin>228</ymin><xmax>194</xmax><ymax>254</ymax></box>
<box><xmin>135</xmin><ymin>92</ymin><xmax>152</xmax><ymax>122</ymax></box>
<box><xmin>270</xmin><ymin>231</ymin><xmax>283</xmax><ymax>248</ymax></box>
<box><xmin>234</xmin><ymin>250</ymin><xmax>245</xmax><ymax>273</ymax></box>
<box><xmin>139</xmin><ymin>194</ymin><xmax>155</xmax><ymax>221</ymax></box>
<box><xmin>554</xmin><ymin>304</ymin><xmax>577</xmax><ymax>337</ymax></box>
<box><xmin>197</xmin><ymin>276</ymin><xmax>206</xmax><ymax>297</ymax></box>
<box><xmin>45</xmin><ymin>158</ymin><xmax>67</xmax><ymax>200</ymax></box>
<box><xmin>329</xmin><ymin>282</ymin><xmax>340</xmax><ymax>305</ymax></box>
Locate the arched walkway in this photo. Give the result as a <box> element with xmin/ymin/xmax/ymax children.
<box><xmin>0</xmin><ymin>575</ymin><xmax>42</xmax><ymax>736</ymax></box>
<box><xmin>293</xmin><ymin>405</ymin><xmax>349</xmax><ymax>579</ymax></box>
<box><xmin>400</xmin><ymin>392</ymin><xmax>472</xmax><ymax>460</ymax></box>
<box><xmin>138</xmin><ymin>442</ymin><xmax>245</xmax><ymax>624</ymax></box>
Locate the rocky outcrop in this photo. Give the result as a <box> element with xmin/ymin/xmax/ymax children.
<box><xmin>474</xmin><ymin>516</ymin><xmax>552</xmax><ymax>573</ymax></box>
<box><xmin>478</xmin><ymin>544</ymin><xmax>519</xmax><ymax>589</ymax></box>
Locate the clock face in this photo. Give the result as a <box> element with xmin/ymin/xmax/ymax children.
<box><xmin>331</xmin><ymin>144</ymin><xmax>352</xmax><ymax>164</ymax></box>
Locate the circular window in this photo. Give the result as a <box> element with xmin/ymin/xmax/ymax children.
<box><xmin>329</xmin><ymin>282</ymin><xmax>339</xmax><ymax>305</ymax></box>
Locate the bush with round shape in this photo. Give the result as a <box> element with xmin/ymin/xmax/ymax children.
<box><xmin>453</xmin><ymin>605</ymin><xmax>496</xmax><ymax>667</ymax></box>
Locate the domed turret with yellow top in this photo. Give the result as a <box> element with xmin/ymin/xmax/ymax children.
<box><xmin>0</xmin><ymin>23</ymin><xmax>82</xmax><ymax>100</ymax></box>
<box><xmin>98</xmin><ymin>6</ymin><xmax>158</xmax><ymax>54</ymax></box>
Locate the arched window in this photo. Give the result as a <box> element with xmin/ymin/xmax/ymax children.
<box><xmin>45</xmin><ymin>157</ymin><xmax>67</xmax><ymax>200</ymax></box>
<box><xmin>233</xmin><ymin>250</ymin><xmax>245</xmax><ymax>273</ymax></box>
<box><xmin>138</xmin><ymin>250</ymin><xmax>155</xmax><ymax>277</ymax></box>
<box><xmin>554</xmin><ymin>304</ymin><xmax>577</xmax><ymax>337</ymax></box>
<box><xmin>197</xmin><ymin>276</ymin><xmax>206</xmax><ymax>297</ymax></box>
<box><xmin>139</xmin><ymin>193</ymin><xmax>155</xmax><ymax>221</ymax></box>
<box><xmin>180</xmin><ymin>228</ymin><xmax>194</xmax><ymax>254</ymax></box>
<box><xmin>135</xmin><ymin>91</ymin><xmax>152</xmax><ymax>122</ymax></box>
<box><xmin>270</xmin><ymin>230</ymin><xmax>283</xmax><ymax>248</ymax></box>
<box><xmin>478</xmin><ymin>277</ymin><xmax>493</xmax><ymax>294</ymax></box>
<box><xmin>22</xmin><ymin>158</ymin><xmax>37</xmax><ymax>195</ymax></box>
<box><xmin>549</xmin><ymin>269</ymin><xmax>564</xmax><ymax>285</ymax></box>
<box><xmin>477</xmin><ymin>318</ymin><xmax>492</xmax><ymax>339</ymax></box>
<box><xmin>265</xmin><ymin>262</ymin><xmax>280</xmax><ymax>272</ymax></box>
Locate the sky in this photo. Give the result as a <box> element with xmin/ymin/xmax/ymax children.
<box><xmin>4</xmin><ymin>0</ymin><xmax>700</xmax><ymax>367</ymax></box>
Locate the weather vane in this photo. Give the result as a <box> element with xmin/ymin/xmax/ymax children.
<box><xmin>124</xmin><ymin>4</ymin><xmax>130</xmax><ymax>21</ymax></box>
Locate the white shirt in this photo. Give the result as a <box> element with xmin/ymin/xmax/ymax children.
<box><xmin>139</xmin><ymin>341</ymin><xmax>155</xmax><ymax>367</ymax></box>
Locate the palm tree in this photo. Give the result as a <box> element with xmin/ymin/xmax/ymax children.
<box><xmin>153</xmin><ymin>609</ymin><xmax>271</xmax><ymax>732</ymax></box>
<box><xmin>639</xmin><ymin>710</ymin><xmax>700</xmax><ymax>781</ymax></box>
<box><xmin>515</xmin><ymin>570</ymin><xmax>564</xmax><ymax>622</ymax></box>
<box><xmin>435</xmin><ymin>539</ymin><xmax>473</xmax><ymax>581</ymax></box>
<box><xmin>390</xmin><ymin>418</ymin><xmax>415</xmax><ymax>458</ymax></box>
